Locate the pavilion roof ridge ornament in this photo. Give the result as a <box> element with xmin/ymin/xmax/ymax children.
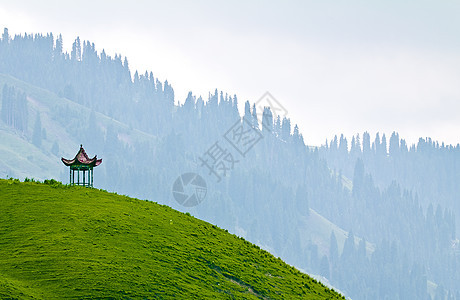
<box><xmin>62</xmin><ymin>145</ymin><xmax>102</xmax><ymax>187</ymax></box>
<box><xmin>61</xmin><ymin>144</ymin><xmax>102</xmax><ymax>167</ymax></box>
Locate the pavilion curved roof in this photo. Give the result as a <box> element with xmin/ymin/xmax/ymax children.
<box><xmin>61</xmin><ymin>145</ymin><xmax>102</xmax><ymax>167</ymax></box>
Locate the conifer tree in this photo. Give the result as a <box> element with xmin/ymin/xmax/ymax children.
<box><xmin>54</xmin><ymin>34</ymin><xmax>63</xmax><ymax>58</ymax></box>
<box><xmin>281</xmin><ymin>117</ymin><xmax>291</xmax><ymax>141</ymax></box>
<box><xmin>389</xmin><ymin>131</ymin><xmax>400</xmax><ymax>157</ymax></box>
<box><xmin>232</xmin><ymin>95</ymin><xmax>239</xmax><ymax>117</ymax></box>
<box><xmin>362</xmin><ymin>132</ymin><xmax>371</xmax><ymax>156</ymax></box>
<box><xmin>251</xmin><ymin>103</ymin><xmax>258</xmax><ymax>128</ymax></box>
<box><xmin>339</xmin><ymin>134</ymin><xmax>348</xmax><ymax>157</ymax></box>
<box><xmin>331</xmin><ymin>135</ymin><xmax>338</xmax><ymax>151</ymax></box>
<box><xmin>2</xmin><ymin>28</ymin><xmax>9</xmax><ymax>43</ymax></box>
<box><xmin>183</xmin><ymin>91</ymin><xmax>195</xmax><ymax>110</ymax></box>
<box><xmin>293</xmin><ymin>124</ymin><xmax>300</xmax><ymax>141</ymax></box>
<box><xmin>262</xmin><ymin>106</ymin><xmax>273</xmax><ymax>132</ymax></box>
<box><xmin>243</xmin><ymin>101</ymin><xmax>251</xmax><ymax>124</ymax></box>
<box><xmin>341</xmin><ymin>230</ymin><xmax>355</xmax><ymax>262</ymax></box>
<box><xmin>71</xmin><ymin>36</ymin><xmax>81</xmax><ymax>61</ymax></box>
<box><xmin>373</xmin><ymin>132</ymin><xmax>380</xmax><ymax>154</ymax></box>
<box><xmin>274</xmin><ymin>115</ymin><xmax>281</xmax><ymax>136</ymax></box>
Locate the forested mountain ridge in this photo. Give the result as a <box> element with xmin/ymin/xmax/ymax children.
<box><xmin>320</xmin><ymin>132</ymin><xmax>460</xmax><ymax>230</ymax></box>
<box><xmin>1</xmin><ymin>28</ymin><xmax>459</xmax><ymax>299</ymax></box>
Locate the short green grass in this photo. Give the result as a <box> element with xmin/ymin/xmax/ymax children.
<box><xmin>0</xmin><ymin>179</ymin><xmax>344</xmax><ymax>299</ymax></box>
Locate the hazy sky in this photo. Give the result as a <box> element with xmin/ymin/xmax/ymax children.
<box><xmin>1</xmin><ymin>0</ymin><xmax>460</xmax><ymax>146</ymax></box>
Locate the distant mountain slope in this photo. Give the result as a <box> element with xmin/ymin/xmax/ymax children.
<box><xmin>0</xmin><ymin>73</ymin><xmax>156</xmax><ymax>181</ymax></box>
<box><xmin>299</xmin><ymin>208</ymin><xmax>374</xmax><ymax>257</ymax></box>
<box><xmin>0</xmin><ymin>72</ymin><xmax>372</xmax><ymax>267</ymax></box>
<box><xmin>0</xmin><ymin>179</ymin><xmax>344</xmax><ymax>299</ymax></box>
<box><xmin>3</xmin><ymin>31</ymin><xmax>455</xmax><ymax>299</ymax></box>
<box><xmin>0</xmin><ymin>72</ymin><xmax>368</xmax><ymax>280</ymax></box>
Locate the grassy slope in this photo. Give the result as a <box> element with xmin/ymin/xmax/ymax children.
<box><xmin>0</xmin><ymin>121</ymin><xmax>62</xmax><ymax>180</ymax></box>
<box><xmin>0</xmin><ymin>179</ymin><xmax>344</xmax><ymax>299</ymax></box>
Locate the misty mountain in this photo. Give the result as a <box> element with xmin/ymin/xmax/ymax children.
<box><xmin>1</xmin><ymin>28</ymin><xmax>459</xmax><ymax>300</ymax></box>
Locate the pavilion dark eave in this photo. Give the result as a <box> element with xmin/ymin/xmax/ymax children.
<box><xmin>61</xmin><ymin>144</ymin><xmax>102</xmax><ymax>167</ymax></box>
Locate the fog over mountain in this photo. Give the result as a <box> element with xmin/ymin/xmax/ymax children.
<box><xmin>1</xmin><ymin>27</ymin><xmax>460</xmax><ymax>299</ymax></box>
<box><xmin>1</xmin><ymin>0</ymin><xmax>460</xmax><ymax>146</ymax></box>
<box><xmin>1</xmin><ymin>1</ymin><xmax>460</xmax><ymax>299</ymax></box>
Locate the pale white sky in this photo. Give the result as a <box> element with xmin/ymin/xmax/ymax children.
<box><xmin>1</xmin><ymin>0</ymin><xmax>460</xmax><ymax>146</ymax></box>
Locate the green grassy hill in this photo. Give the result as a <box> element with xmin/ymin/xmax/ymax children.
<box><xmin>0</xmin><ymin>179</ymin><xmax>344</xmax><ymax>299</ymax></box>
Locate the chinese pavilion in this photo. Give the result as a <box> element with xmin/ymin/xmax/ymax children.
<box><xmin>61</xmin><ymin>145</ymin><xmax>102</xmax><ymax>187</ymax></box>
